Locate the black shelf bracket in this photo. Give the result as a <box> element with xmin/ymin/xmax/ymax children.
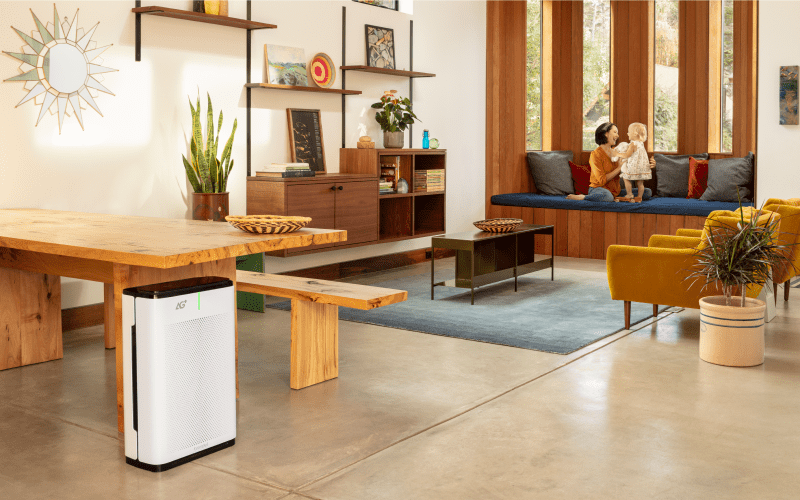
<box><xmin>247</xmin><ymin>0</ymin><xmax>252</xmax><ymax>177</ymax></box>
<box><xmin>409</xmin><ymin>19</ymin><xmax>413</xmax><ymax>148</ymax></box>
<box><xmin>342</xmin><ymin>6</ymin><xmax>347</xmax><ymax>148</ymax></box>
<box><xmin>135</xmin><ymin>0</ymin><xmax>141</xmax><ymax>61</ymax></box>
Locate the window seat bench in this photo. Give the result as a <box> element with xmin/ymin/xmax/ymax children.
<box><xmin>490</xmin><ymin>194</ymin><xmax>754</xmax><ymax>260</ymax></box>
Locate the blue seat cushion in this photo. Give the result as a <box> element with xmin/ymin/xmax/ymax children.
<box><xmin>490</xmin><ymin>193</ymin><xmax>752</xmax><ymax>217</ymax></box>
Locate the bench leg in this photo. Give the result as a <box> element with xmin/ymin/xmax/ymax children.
<box><xmin>104</xmin><ymin>283</ymin><xmax>115</xmax><ymax>349</ymax></box>
<box><xmin>290</xmin><ymin>299</ymin><xmax>338</xmax><ymax>390</ymax></box>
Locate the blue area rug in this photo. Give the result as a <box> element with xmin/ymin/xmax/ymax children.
<box><xmin>266</xmin><ymin>268</ymin><xmax>666</xmax><ymax>355</ymax></box>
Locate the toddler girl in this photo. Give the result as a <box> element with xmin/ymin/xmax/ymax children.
<box><xmin>613</xmin><ymin>122</ymin><xmax>651</xmax><ymax>202</ymax></box>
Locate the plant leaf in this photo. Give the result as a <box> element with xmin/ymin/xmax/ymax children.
<box><xmin>182</xmin><ymin>155</ymin><xmax>203</xmax><ymax>193</ymax></box>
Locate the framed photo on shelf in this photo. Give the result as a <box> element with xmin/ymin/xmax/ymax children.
<box><xmin>265</xmin><ymin>44</ymin><xmax>308</xmax><ymax>86</ymax></box>
<box><xmin>365</xmin><ymin>25</ymin><xmax>395</xmax><ymax>70</ymax></box>
<box><xmin>353</xmin><ymin>0</ymin><xmax>398</xmax><ymax>11</ymax></box>
<box><xmin>287</xmin><ymin>109</ymin><xmax>326</xmax><ymax>173</ymax></box>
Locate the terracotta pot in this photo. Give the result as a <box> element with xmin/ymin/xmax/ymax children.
<box><xmin>383</xmin><ymin>130</ymin><xmax>404</xmax><ymax>149</ymax></box>
<box><xmin>192</xmin><ymin>192</ymin><xmax>229</xmax><ymax>222</ymax></box>
<box><xmin>699</xmin><ymin>296</ymin><xmax>766</xmax><ymax>367</ymax></box>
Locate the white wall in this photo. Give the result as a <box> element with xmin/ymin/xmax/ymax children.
<box><xmin>758</xmin><ymin>0</ymin><xmax>800</xmax><ymax>201</ymax></box>
<box><xmin>0</xmin><ymin>0</ymin><xmax>486</xmax><ymax>308</ymax></box>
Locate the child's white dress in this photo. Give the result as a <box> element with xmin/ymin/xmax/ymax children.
<box><xmin>617</xmin><ymin>140</ymin><xmax>650</xmax><ymax>181</ymax></box>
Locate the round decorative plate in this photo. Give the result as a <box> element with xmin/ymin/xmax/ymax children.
<box><xmin>225</xmin><ymin>215</ymin><xmax>312</xmax><ymax>234</ymax></box>
<box><xmin>310</xmin><ymin>53</ymin><xmax>335</xmax><ymax>88</ymax></box>
<box><xmin>473</xmin><ymin>218</ymin><xmax>523</xmax><ymax>233</ymax></box>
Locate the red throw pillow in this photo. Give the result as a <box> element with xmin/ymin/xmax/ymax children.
<box><xmin>687</xmin><ymin>157</ymin><xmax>709</xmax><ymax>199</ymax></box>
<box><xmin>569</xmin><ymin>161</ymin><xmax>592</xmax><ymax>195</ymax></box>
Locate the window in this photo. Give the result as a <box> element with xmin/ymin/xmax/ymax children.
<box><xmin>721</xmin><ymin>0</ymin><xmax>734</xmax><ymax>152</ymax></box>
<box><xmin>526</xmin><ymin>0</ymin><xmax>542</xmax><ymax>151</ymax></box>
<box><xmin>654</xmin><ymin>0</ymin><xmax>679</xmax><ymax>152</ymax></box>
<box><xmin>582</xmin><ymin>0</ymin><xmax>611</xmax><ymax>150</ymax></box>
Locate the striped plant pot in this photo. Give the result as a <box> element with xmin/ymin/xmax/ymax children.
<box><xmin>699</xmin><ymin>296</ymin><xmax>766</xmax><ymax>367</ymax></box>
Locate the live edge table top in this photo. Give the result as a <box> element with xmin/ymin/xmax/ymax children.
<box><xmin>0</xmin><ymin>209</ymin><xmax>346</xmax><ymax>269</ymax></box>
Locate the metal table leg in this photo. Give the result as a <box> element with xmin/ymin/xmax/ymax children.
<box><xmin>551</xmin><ymin>226</ymin><xmax>554</xmax><ymax>281</ymax></box>
<box><xmin>430</xmin><ymin>245</ymin><xmax>435</xmax><ymax>300</ymax></box>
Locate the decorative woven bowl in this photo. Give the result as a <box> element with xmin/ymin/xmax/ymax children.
<box><xmin>226</xmin><ymin>215</ymin><xmax>312</xmax><ymax>234</ymax></box>
<box><xmin>473</xmin><ymin>218</ymin><xmax>523</xmax><ymax>233</ymax></box>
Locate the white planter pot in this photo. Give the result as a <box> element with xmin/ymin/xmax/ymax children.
<box><xmin>699</xmin><ymin>296</ymin><xmax>766</xmax><ymax>367</ymax></box>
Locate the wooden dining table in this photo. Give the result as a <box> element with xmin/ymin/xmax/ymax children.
<box><xmin>0</xmin><ymin>209</ymin><xmax>346</xmax><ymax>432</ymax></box>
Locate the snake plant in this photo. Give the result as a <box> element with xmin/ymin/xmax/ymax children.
<box><xmin>182</xmin><ymin>92</ymin><xmax>237</xmax><ymax>193</ymax></box>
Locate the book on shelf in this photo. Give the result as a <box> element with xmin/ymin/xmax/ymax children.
<box><xmin>259</xmin><ymin>162</ymin><xmax>311</xmax><ymax>173</ymax></box>
<box><xmin>256</xmin><ymin>170</ymin><xmax>316</xmax><ymax>178</ymax></box>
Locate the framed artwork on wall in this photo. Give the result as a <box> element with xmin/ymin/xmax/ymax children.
<box><xmin>365</xmin><ymin>25</ymin><xmax>395</xmax><ymax>70</ymax></box>
<box><xmin>353</xmin><ymin>0</ymin><xmax>398</xmax><ymax>11</ymax></box>
<box><xmin>265</xmin><ymin>45</ymin><xmax>308</xmax><ymax>86</ymax></box>
<box><xmin>287</xmin><ymin>109</ymin><xmax>326</xmax><ymax>173</ymax></box>
<box><xmin>779</xmin><ymin>66</ymin><xmax>798</xmax><ymax>125</ymax></box>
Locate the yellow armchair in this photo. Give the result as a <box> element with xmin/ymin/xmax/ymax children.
<box><xmin>760</xmin><ymin>199</ymin><xmax>800</xmax><ymax>302</ymax></box>
<box><xmin>607</xmin><ymin>209</ymin><xmax>776</xmax><ymax>329</ymax></box>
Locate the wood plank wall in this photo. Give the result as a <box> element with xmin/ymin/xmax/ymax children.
<box><xmin>486</xmin><ymin>0</ymin><xmax>528</xmax><ymax>220</ymax></box>
<box><xmin>678</xmin><ymin>0</ymin><xmax>711</xmax><ymax>155</ymax></box>
<box><xmin>528</xmin><ymin>209</ymin><xmax>707</xmax><ymax>260</ymax></box>
<box><xmin>542</xmin><ymin>1</ymin><xmax>583</xmax><ymax>157</ymax></box>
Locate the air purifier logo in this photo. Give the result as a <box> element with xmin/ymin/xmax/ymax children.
<box><xmin>175</xmin><ymin>300</ymin><xmax>186</xmax><ymax>310</ymax></box>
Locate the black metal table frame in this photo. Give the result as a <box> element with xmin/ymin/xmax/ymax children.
<box><xmin>431</xmin><ymin>225</ymin><xmax>555</xmax><ymax>305</ymax></box>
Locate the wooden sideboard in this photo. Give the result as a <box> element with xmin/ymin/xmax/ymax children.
<box><xmin>246</xmin><ymin>149</ymin><xmax>447</xmax><ymax>256</ymax></box>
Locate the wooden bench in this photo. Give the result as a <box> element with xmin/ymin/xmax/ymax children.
<box><xmin>236</xmin><ymin>270</ymin><xmax>407</xmax><ymax>389</ymax></box>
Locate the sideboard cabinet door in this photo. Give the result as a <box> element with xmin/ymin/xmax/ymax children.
<box><xmin>287</xmin><ymin>183</ymin><xmax>336</xmax><ymax>253</ymax></box>
<box><xmin>335</xmin><ymin>180</ymin><xmax>378</xmax><ymax>246</ymax></box>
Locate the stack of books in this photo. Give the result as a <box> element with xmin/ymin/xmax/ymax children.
<box><xmin>379</xmin><ymin>180</ymin><xmax>395</xmax><ymax>195</ymax></box>
<box><xmin>256</xmin><ymin>163</ymin><xmax>314</xmax><ymax>178</ymax></box>
<box><xmin>380</xmin><ymin>162</ymin><xmax>398</xmax><ymax>194</ymax></box>
<box><xmin>414</xmin><ymin>169</ymin><xmax>444</xmax><ymax>192</ymax></box>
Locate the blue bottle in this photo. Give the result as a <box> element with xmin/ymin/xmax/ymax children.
<box><xmin>422</xmin><ymin>129</ymin><xmax>430</xmax><ymax>149</ymax></box>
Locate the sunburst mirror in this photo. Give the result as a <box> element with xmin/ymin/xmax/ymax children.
<box><xmin>3</xmin><ymin>6</ymin><xmax>116</xmax><ymax>133</ymax></box>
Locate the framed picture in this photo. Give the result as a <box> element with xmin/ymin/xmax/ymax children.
<box><xmin>265</xmin><ymin>44</ymin><xmax>308</xmax><ymax>86</ymax></box>
<box><xmin>365</xmin><ymin>25</ymin><xmax>395</xmax><ymax>70</ymax></box>
<box><xmin>287</xmin><ymin>109</ymin><xmax>326</xmax><ymax>173</ymax></box>
<box><xmin>353</xmin><ymin>0</ymin><xmax>398</xmax><ymax>10</ymax></box>
<box><xmin>780</xmin><ymin>66</ymin><xmax>798</xmax><ymax>125</ymax></box>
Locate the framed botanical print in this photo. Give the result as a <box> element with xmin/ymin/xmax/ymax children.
<box><xmin>353</xmin><ymin>0</ymin><xmax>398</xmax><ymax>11</ymax></box>
<box><xmin>365</xmin><ymin>25</ymin><xmax>395</xmax><ymax>70</ymax></box>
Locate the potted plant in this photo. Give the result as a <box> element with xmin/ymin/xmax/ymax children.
<box><xmin>182</xmin><ymin>93</ymin><xmax>237</xmax><ymax>221</ymax></box>
<box><xmin>370</xmin><ymin>90</ymin><xmax>419</xmax><ymax>149</ymax></box>
<box><xmin>687</xmin><ymin>205</ymin><xmax>793</xmax><ymax>367</ymax></box>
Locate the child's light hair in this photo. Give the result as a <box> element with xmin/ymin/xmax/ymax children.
<box><xmin>629</xmin><ymin>122</ymin><xmax>647</xmax><ymax>142</ymax></box>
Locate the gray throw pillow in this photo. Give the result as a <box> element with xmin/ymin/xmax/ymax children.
<box><xmin>527</xmin><ymin>150</ymin><xmax>574</xmax><ymax>196</ymax></box>
<box><xmin>700</xmin><ymin>152</ymin><xmax>754</xmax><ymax>202</ymax></box>
<box><xmin>654</xmin><ymin>153</ymin><xmax>709</xmax><ymax>198</ymax></box>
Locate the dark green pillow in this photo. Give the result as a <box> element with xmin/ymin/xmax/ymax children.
<box><xmin>700</xmin><ymin>152</ymin><xmax>754</xmax><ymax>202</ymax></box>
<box><xmin>654</xmin><ymin>153</ymin><xmax>709</xmax><ymax>198</ymax></box>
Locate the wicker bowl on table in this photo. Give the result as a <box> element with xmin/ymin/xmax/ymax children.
<box><xmin>473</xmin><ymin>218</ymin><xmax>523</xmax><ymax>233</ymax></box>
<box><xmin>226</xmin><ymin>215</ymin><xmax>312</xmax><ymax>234</ymax></box>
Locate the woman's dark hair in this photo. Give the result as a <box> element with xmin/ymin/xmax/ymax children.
<box><xmin>595</xmin><ymin>122</ymin><xmax>617</xmax><ymax>146</ymax></box>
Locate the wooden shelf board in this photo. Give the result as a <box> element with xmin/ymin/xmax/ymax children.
<box><xmin>413</xmin><ymin>191</ymin><xmax>445</xmax><ymax>196</ymax></box>
<box><xmin>378</xmin><ymin>149</ymin><xmax>446</xmax><ymax>153</ymax></box>
<box><xmin>245</xmin><ymin>83</ymin><xmax>362</xmax><ymax>95</ymax></box>
<box><xmin>414</xmin><ymin>230</ymin><xmax>446</xmax><ymax>238</ymax></box>
<box><xmin>379</xmin><ymin>193</ymin><xmax>414</xmax><ymax>199</ymax></box>
<box><xmin>340</xmin><ymin>66</ymin><xmax>436</xmax><ymax>78</ymax></box>
<box><xmin>132</xmin><ymin>6</ymin><xmax>277</xmax><ymax>30</ymax></box>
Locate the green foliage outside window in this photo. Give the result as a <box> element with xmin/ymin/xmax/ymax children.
<box><xmin>583</xmin><ymin>0</ymin><xmax>611</xmax><ymax>150</ymax></box>
<box><xmin>654</xmin><ymin>0</ymin><xmax>679</xmax><ymax>152</ymax></box>
<box><xmin>526</xmin><ymin>0</ymin><xmax>542</xmax><ymax>151</ymax></box>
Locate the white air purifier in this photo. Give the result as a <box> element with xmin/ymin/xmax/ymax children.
<box><xmin>123</xmin><ymin>276</ymin><xmax>236</xmax><ymax>472</ymax></box>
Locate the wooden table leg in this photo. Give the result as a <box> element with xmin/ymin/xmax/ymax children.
<box><xmin>113</xmin><ymin>258</ymin><xmax>238</xmax><ymax>433</ymax></box>
<box><xmin>0</xmin><ymin>267</ymin><xmax>62</xmax><ymax>370</ymax></box>
<box><xmin>103</xmin><ymin>283</ymin><xmax>115</xmax><ymax>349</ymax></box>
<box><xmin>290</xmin><ymin>300</ymin><xmax>338</xmax><ymax>390</ymax></box>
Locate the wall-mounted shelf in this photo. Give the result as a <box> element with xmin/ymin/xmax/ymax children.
<box><xmin>340</xmin><ymin>66</ymin><xmax>436</xmax><ymax>78</ymax></box>
<box><xmin>245</xmin><ymin>83</ymin><xmax>362</xmax><ymax>95</ymax></box>
<box><xmin>132</xmin><ymin>6</ymin><xmax>277</xmax><ymax>30</ymax></box>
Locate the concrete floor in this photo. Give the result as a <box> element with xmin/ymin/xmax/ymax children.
<box><xmin>1</xmin><ymin>257</ymin><xmax>798</xmax><ymax>499</ymax></box>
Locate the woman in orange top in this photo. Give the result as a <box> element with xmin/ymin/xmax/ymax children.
<box><xmin>567</xmin><ymin>122</ymin><xmax>654</xmax><ymax>202</ymax></box>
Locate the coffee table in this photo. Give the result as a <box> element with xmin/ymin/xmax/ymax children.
<box><xmin>431</xmin><ymin>224</ymin><xmax>554</xmax><ymax>305</ymax></box>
